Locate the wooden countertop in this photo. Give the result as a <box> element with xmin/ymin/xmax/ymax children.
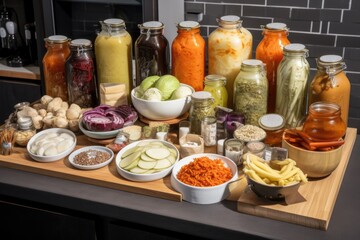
<box><xmin>0</xmin><ymin>60</ymin><xmax>40</xmax><ymax>80</ymax></box>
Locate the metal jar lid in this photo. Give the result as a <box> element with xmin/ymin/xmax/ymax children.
<box><xmin>139</xmin><ymin>21</ymin><xmax>164</xmax><ymax>30</ymax></box>
<box><xmin>265</xmin><ymin>22</ymin><xmax>287</xmax><ymax>30</ymax></box>
<box><xmin>258</xmin><ymin>114</ymin><xmax>285</xmax><ymax>131</ymax></box>
<box><xmin>45</xmin><ymin>35</ymin><xmax>69</xmax><ymax>44</ymax></box>
<box><xmin>70</xmin><ymin>39</ymin><xmax>92</xmax><ymax>47</ymax></box>
<box><xmin>284</xmin><ymin>43</ymin><xmax>306</xmax><ymax>52</ymax></box>
<box><xmin>191</xmin><ymin>91</ymin><xmax>213</xmax><ymax>101</ymax></box>
<box><xmin>178</xmin><ymin>21</ymin><xmax>200</xmax><ymax>29</ymax></box>
<box><xmin>103</xmin><ymin>18</ymin><xmax>125</xmax><ymax>27</ymax></box>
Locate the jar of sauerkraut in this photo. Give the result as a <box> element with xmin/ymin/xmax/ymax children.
<box><xmin>208</xmin><ymin>15</ymin><xmax>252</xmax><ymax>108</ymax></box>
<box><xmin>95</xmin><ymin>18</ymin><xmax>132</xmax><ymax>103</ymax></box>
<box><xmin>276</xmin><ymin>43</ymin><xmax>309</xmax><ymax>128</ymax></box>
<box><xmin>203</xmin><ymin>74</ymin><xmax>228</xmax><ymax>108</ymax></box>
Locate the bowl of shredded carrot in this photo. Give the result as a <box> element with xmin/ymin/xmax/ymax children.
<box><xmin>171</xmin><ymin>153</ymin><xmax>238</xmax><ymax>204</ymax></box>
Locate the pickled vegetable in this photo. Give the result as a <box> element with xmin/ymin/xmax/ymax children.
<box><xmin>203</xmin><ymin>75</ymin><xmax>228</xmax><ymax>108</ymax></box>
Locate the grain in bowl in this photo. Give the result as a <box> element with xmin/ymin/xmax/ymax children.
<box><xmin>234</xmin><ymin>124</ymin><xmax>266</xmax><ymax>142</ymax></box>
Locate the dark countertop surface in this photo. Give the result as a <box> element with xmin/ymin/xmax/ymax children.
<box><xmin>0</xmin><ymin>136</ymin><xmax>359</xmax><ymax>240</ymax></box>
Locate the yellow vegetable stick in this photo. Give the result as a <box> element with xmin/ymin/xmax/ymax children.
<box><xmin>280</xmin><ymin>168</ymin><xmax>299</xmax><ymax>180</ymax></box>
<box><xmin>280</xmin><ymin>161</ymin><xmax>294</xmax><ymax>175</ymax></box>
<box><xmin>245</xmin><ymin>169</ymin><xmax>266</xmax><ymax>184</ymax></box>
<box><xmin>248</xmin><ymin>161</ymin><xmax>282</xmax><ymax>181</ymax></box>
<box><xmin>252</xmin><ymin>157</ymin><xmax>280</xmax><ymax>175</ymax></box>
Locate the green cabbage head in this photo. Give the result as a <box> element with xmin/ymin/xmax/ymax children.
<box><xmin>154</xmin><ymin>75</ymin><xmax>180</xmax><ymax>100</ymax></box>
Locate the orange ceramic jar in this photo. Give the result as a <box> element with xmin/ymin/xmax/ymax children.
<box><xmin>309</xmin><ymin>55</ymin><xmax>350</xmax><ymax>129</ymax></box>
<box><xmin>303</xmin><ymin>102</ymin><xmax>346</xmax><ymax>141</ymax></box>
<box><xmin>256</xmin><ymin>23</ymin><xmax>290</xmax><ymax>113</ymax></box>
<box><xmin>43</xmin><ymin>35</ymin><xmax>71</xmax><ymax>101</ymax></box>
<box><xmin>172</xmin><ymin>21</ymin><xmax>205</xmax><ymax>91</ymax></box>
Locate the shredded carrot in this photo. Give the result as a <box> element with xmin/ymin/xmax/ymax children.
<box><xmin>176</xmin><ymin>157</ymin><xmax>233</xmax><ymax>187</ymax></box>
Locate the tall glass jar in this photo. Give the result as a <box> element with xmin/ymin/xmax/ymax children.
<box><xmin>66</xmin><ymin>39</ymin><xmax>98</xmax><ymax>108</ymax></box>
<box><xmin>276</xmin><ymin>43</ymin><xmax>310</xmax><ymax>128</ymax></box>
<box><xmin>43</xmin><ymin>35</ymin><xmax>71</xmax><ymax>101</ymax></box>
<box><xmin>172</xmin><ymin>21</ymin><xmax>205</xmax><ymax>91</ymax></box>
<box><xmin>309</xmin><ymin>55</ymin><xmax>350</xmax><ymax>129</ymax></box>
<box><xmin>203</xmin><ymin>75</ymin><xmax>228</xmax><ymax>108</ymax></box>
<box><xmin>256</xmin><ymin>23</ymin><xmax>290</xmax><ymax>113</ymax></box>
<box><xmin>95</xmin><ymin>18</ymin><xmax>132</xmax><ymax>103</ymax></box>
<box><xmin>135</xmin><ymin>21</ymin><xmax>169</xmax><ymax>86</ymax></box>
<box><xmin>303</xmin><ymin>102</ymin><xmax>346</xmax><ymax>141</ymax></box>
<box><xmin>234</xmin><ymin>59</ymin><xmax>268</xmax><ymax>126</ymax></box>
<box><xmin>189</xmin><ymin>91</ymin><xmax>215</xmax><ymax>135</ymax></box>
<box><xmin>208</xmin><ymin>15</ymin><xmax>253</xmax><ymax>108</ymax></box>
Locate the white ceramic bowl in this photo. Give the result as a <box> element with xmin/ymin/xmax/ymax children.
<box><xmin>115</xmin><ymin>139</ymin><xmax>179</xmax><ymax>182</ymax></box>
<box><xmin>171</xmin><ymin>153</ymin><xmax>238</xmax><ymax>204</ymax></box>
<box><xmin>27</xmin><ymin>128</ymin><xmax>77</xmax><ymax>162</ymax></box>
<box><xmin>131</xmin><ymin>84</ymin><xmax>194</xmax><ymax>120</ymax></box>
<box><xmin>68</xmin><ymin>146</ymin><xmax>114</xmax><ymax>170</ymax></box>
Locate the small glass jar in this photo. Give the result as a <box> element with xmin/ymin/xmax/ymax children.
<box><xmin>66</xmin><ymin>39</ymin><xmax>98</xmax><ymax>108</ymax></box>
<box><xmin>203</xmin><ymin>74</ymin><xmax>228</xmax><ymax>108</ymax></box>
<box><xmin>201</xmin><ymin>116</ymin><xmax>217</xmax><ymax>146</ymax></box>
<box><xmin>246</xmin><ymin>141</ymin><xmax>266</xmax><ymax>158</ymax></box>
<box><xmin>258</xmin><ymin>113</ymin><xmax>285</xmax><ymax>147</ymax></box>
<box><xmin>303</xmin><ymin>101</ymin><xmax>346</xmax><ymax>141</ymax></box>
<box><xmin>43</xmin><ymin>35</ymin><xmax>71</xmax><ymax>101</ymax></box>
<box><xmin>15</xmin><ymin>117</ymin><xmax>36</xmax><ymax>147</ymax></box>
<box><xmin>234</xmin><ymin>59</ymin><xmax>268</xmax><ymax>125</ymax></box>
<box><xmin>224</xmin><ymin>138</ymin><xmax>245</xmax><ymax>165</ymax></box>
<box><xmin>135</xmin><ymin>21</ymin><xmax>169</xmax><ymax>86</ymax></box>
<box><xmin>189</xmin><ymin>91</ymin><xmax>215</xmax><ymax>135</ymax></box>
<box><xmin>309</xmin><ymin>55</ymin><xmax>350</xmax><ymax>129</ymax></box>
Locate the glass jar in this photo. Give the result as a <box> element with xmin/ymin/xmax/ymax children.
<box><xmin>172</xmin><ymin>21</ymin><xmax>205</xmax><ymax>91</ymax></box>
<box><xmin>43</xmin><ymin>35</ymin><xmax>71</xmax><ymax>101</ymax></box>
<box><xmin>201</xmin><ymin>116</ymin><xmax>217</xmax><ymax>146</ymax></box>
<box><xmin>189</xmin><ymin>91</ymin><xmax>215</xmax><ymax>135</ymax></box>
<box><xmin>309</xmin><ymin>55</ymin><xmax>350</xmax><ymax>129</ymax></box>
<box><xmin>258</xmin><ymin>113</ymin><xmax>285</xmax><ymax>147</ymax></box>
<box><xmin>224</xmin><ymin>138</ymin><xmax>244</xmax><ymax>166</ymax></box>
<box><xmin>95</xmin><ymin>18</ymin><xmax>132</xmax><ymax>103</ymax></box>
<box><xmin>256</xmin><ymin>23</ymin><xmax>290</xmax><ymax>113</ymax></box>
<box><xmin>208</xmin><ymin>15</ymin><xmax>253</xmax><ymax>108</ymax></box>
<box><xmin>246</xmin><ymin>141</ymin><xmax>266</xmax><ymax>158</ymax></box>
<box><xmin>303</xmin><ymin>102</ymin><xmax>346</xmax><ymax>141</ymax></box>
<box><xmin>203</xmin><ymin>74</ymin><xmax>228</xmax><ymax>108</ymax></box>
<box><xmin>66</xmin><ymin>39</ymin><xmax>98</xmax><ymax>108</ymax></box>
<box><xmin>135</xmin><ymin>21</ymin><xmax>169</xmax><ymax>86</ymax></box>
<box><xmin>276</xmin><ymin>43</ymin><xmax>310</xmax><ymax>128</ymax></box>
<box><xmin>14</xmin><ymin>116</ymin><xmax>36</xmax><ymax>147</ymax></box>
<box><xmin>234</xmin><ymin>59</ymin><xmax>268</xmax><ymax>126</ymax></box>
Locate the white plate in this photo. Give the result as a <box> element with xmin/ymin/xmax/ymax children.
<box><xmin>68</xmin><ymin>146</ymin><xmax>114</xmax><ymax>170</ymax></box>
<box><xmin>115</xmin><ymin>139</ymin><xmax>179</xmax><ymax>182</ymax></box>
<box><xmin>27</xmin><ymin>128</ymin><xmax>77</xmax><ymax>162</ymax></box>
<box><xmin>79</xmin><ymin>116</ymin><xmax>137</xmax><ymax>140</ymax></box>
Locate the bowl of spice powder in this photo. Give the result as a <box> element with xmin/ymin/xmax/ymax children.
<box><xmin>68</xmin><ymin>146</ymin><xmax>114</xmax><ymax>170</ymax></box>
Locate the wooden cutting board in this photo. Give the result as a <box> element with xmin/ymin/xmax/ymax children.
<box><xmin>232</xmin><ymin>128</ymin><xmax>357</xmax><ymax>230</ymax></box>
<box><xmin>0</xmin><ymin>135</ymin><xmax>182</xmax><ymax>202</ymax></box>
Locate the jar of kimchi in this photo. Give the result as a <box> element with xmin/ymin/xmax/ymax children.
<box><xmin>172</xmin><ymin>21</ymin><xmax>205</xmax><ymax>91</ymax></box>
<box><xmin>95</xmin><ymin>18</ymin><xmax>132</xmax><ymax>102</ymax></box>
<box><xmin>256</xmin><ymin>22</ymin><xmax>290</xmax><ymax>113</ymax></box>
<box><xmin>309</xmin><ymin>55</ymin><xmax>350</xmax><ymax>129</ymax></box>
<box><xmin>135</xmin><ymin>21</ymin><xmax>169</xmax><ymax>86</ymax></box>
<box><xmin>43</xmin><ymin>35</ymin><xmax>71</xmax><ymax>101</ymax></box>
<box><xmin>66</xmin><ymin>39</ymin><xmax>98</xmax><ymax>108</ymax></box>
<box><xmin>208</xmin><ymin>15</ymin><xmax>253</xmax><ymax>108</ymax></box>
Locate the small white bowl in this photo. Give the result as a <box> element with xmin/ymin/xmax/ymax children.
<box><xmin>171</xmin><ymin>153</ymin><xmax>238</xmax><ymax>204</ymax></box>
<box><xmin>131</xmin><ymin>84</ymin><xmax>194</xmax><ymax>121</ymax></box>
<box><xmin>68</xmin><ymin>146</ymin><xmax>114</xmax><ymax>170</ymax></box>
<box><xmin>27</xmin><ymin>128</ymin><xmax>77</xmax><ymax>162</ymax></box>
<box><xmin>115</xmin><ymin>139</ymin><xmax>179</xmax><ymax>182</ymax></box>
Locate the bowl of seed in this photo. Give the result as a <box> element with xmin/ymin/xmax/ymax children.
<box><xmin>68</xmin><ymin>146</ymin><xmax>114</xmax><ymax>170</ymax></box>
<box><xmin>233</xmin><ymin>124</ymin><xmax>267</xmax><ymax>143</ymax></box>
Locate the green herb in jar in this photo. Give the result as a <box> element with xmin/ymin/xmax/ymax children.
<box><xmin>189</xmin><ymin>91</ymin><xmax>215</xmax><ymax>135</ymax></box>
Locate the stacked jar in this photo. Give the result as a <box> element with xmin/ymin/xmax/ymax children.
<box><xmin>208</xmin><ymin>15</ymin><xmax>253</xmax><ymax>108</ymax></box>
<box><xmin>43</xmin><ymin>35</ymin><xmax>71</xmax><ymax>101</ymax></box>
<box><xmin>66</xmin><ymin>39</ymin><xmax>98</xmax><ymax>108</ymax></box>
<box><xmin>256</xmin><ymin>23</ymin><xmax>290</xmax><ymax>113</ymax></box>
<box><xmin>95</xmin><ymin>18</ymin><xmax>132</xmax><ymax>103</ymax></box>
<box><xmin>135</xmin><ymin>21</ymin><xmax>169</xmax><ymax>86</ymax></box>
<box><xmin>172</xmin><ymin>21</ymin><xmax>205</xmax><ymax>91</ymax></box>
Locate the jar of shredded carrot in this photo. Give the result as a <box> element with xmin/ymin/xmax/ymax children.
<box><xmin>208</xmin><ymin>15</ymin><xmax>253</xmax><ymax>109</ymax></box>
<box><xmin>43</xmin><ymin>35</ymin><xmax>71</xmax><ymax>101</ymax></box>
<box><xmin>171</xmin><ymin>21</ymin><xmax>205</xmax><ymax>91</ymax></box>
<box><xmin>309</xmin><ymin>55</ymin><xmax>350</xmax><ymax>129</ymax></box>
<box><xmin>303</xmin><ymin>102</ymin><xmax>346</xmax><ymax>141</ymax></box>
<box><xmin>255</xmin><ymin>23</ymin><xmax>290</xmax><ymax>113</ymax></box>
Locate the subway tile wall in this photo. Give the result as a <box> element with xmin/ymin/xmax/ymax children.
<box><xmin>184</xmin><ymin>0</ymin><xmax>360</xmax><ymax>131</ymax></box>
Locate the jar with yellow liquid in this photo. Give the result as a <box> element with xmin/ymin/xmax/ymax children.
<box><xmin>203</xmin><ymin>74</ymin><xmax>228</xmax><ymax>108</ymax></box>
<box><xmin>95</xmin><ymin>18</ymin><xmax>133</xmax><ymax>102</ymax></box>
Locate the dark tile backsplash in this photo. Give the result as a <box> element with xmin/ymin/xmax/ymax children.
<box><xmin>184</xmin><ymin>0</ymin><xmax>360</xmax><ymax>130</ymax></box>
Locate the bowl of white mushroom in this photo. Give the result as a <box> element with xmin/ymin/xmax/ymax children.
<box><xmin>27</xmin><ymin>128</ymin><xmax>77</xmax><ymax>162</ymax></box>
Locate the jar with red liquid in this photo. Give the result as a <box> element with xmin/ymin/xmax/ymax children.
<box><xmin>256</xmin><ymin>23</ymin><xmax>290</xmax><ymax>113</ymax></box>
<box><xmin>303</xmin><ymin>102</ymin><xmax>346</xmax><ymax>141</ymax></box>
<box><xmin>43</xmin><ymin>35</ymin><xmax>71</xmax><ymax>101</ymax></box>
<box><xmin>66</xmin><ymin>39</ymin><xmax>98</xmax><ymax>108</ymax></box>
